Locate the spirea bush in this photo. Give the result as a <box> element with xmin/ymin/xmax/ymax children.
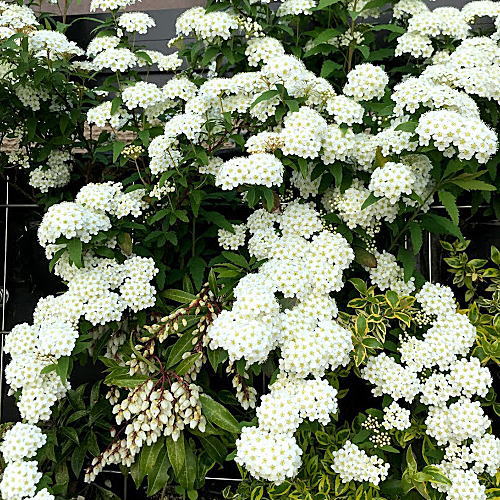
<box><xmin>0</xmin><ymin>0</ymin><xmax>498</xmax><ymax>499</ymax></box>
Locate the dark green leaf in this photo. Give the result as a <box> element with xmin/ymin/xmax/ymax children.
<box><xmin>199</xmin><ymin>394</ymin><xmax>240</xmax><ymax>433</ymax></box>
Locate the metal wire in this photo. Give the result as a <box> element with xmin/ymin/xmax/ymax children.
<box><xmin>0</xmin><ymin>178</ymin><xmax>9</xmax><ymax>421</ymax></box>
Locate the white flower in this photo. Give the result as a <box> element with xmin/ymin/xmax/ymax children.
<box><xmin>332</xmin><ymin>441</ymin><xmax>389</xmax><ymax>486</ymax></box>
<box><xmin>118</xmin><ymin>12</ymin><xmax>155</xmax><ymax>34</ymax></box>
<box><xmin>343</xmin><ymin>63</ymin><xmax>389</xmax><ymax>101</ymax></box>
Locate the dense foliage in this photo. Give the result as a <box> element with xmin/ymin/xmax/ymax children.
<box><xmin>0</xmin><ymin>0</ymin><xmax>498</xmax><ymax>499</ymax></box>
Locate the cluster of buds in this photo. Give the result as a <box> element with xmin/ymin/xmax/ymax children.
<box><xmin>145</xmin><ymin>285</ymin><xmax>220</xmax><ymax>344</ymax></box>
<box><xmin>127</xmin><ymin>337</ymin><xmax>157</xmax><ymax>375</ymax></box>
<box><xmin>121</xmin><ymin>144</ymin><xmax>144</xmax><ymax>160</ymax></box>
<box><xmin>362</xmin><ymin>414</ymin><xmax>391</xmax><ymax>447</ymax></box>
<box><xmin>86</xmin><ymin>378</ymin><xmax>206</xmax><ymax>482</ymax></box>
<box><xmin>371</xmin><ymin>429</ymin><xmax>391</xmax><ymax>448</ymax></box>
<box><xmin>229</xmin><ymin>367</ymin><xmax>257</xmax><ymax>410</ymax></box>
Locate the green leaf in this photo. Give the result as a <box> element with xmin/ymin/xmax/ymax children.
<box><xmin>67</xmin><ymin>238</ymin><xmax>83</xmax><ymax>268</ymax></box>
<box><xmin>438</xmin><ymin>191</ymin><xmax>459</xmax><ymax>225</ymax></box>
<box><xmin>354</xmin><ymin>247</ymin><xmax>377</xmax><ymax>268</ymax></box>
<box><xmin>104</xmin><ymin>366</ymin><xmax>149</xmax><ymax>387</ymax></box>
<box><xmin>199</xmin><ymin>394</ymin><xmax>240</xmax><ymax>433</ymax></box>
<box><xmin>314</xmin><ymin>0</ymin><xmax>341</xmax><ymax>9</ymax></box>
<box><xmin>398</xmin><ymin>247</ymin><xmax>416</xmax><ymax>282</ymax></box>
<box><xmin>48</xmin><ymin>247</ymin><xmax>66</xmax><ymax>272</ymax></box>
<box><xmin>394</xmin><ymin>121</ymin><xmax>417</xmax><ymax>133</ymax></box>
<box><xmin>421</xmin><ymin>213</ymin><xmax>463</xmax><ymax>240</ymax></box>
<box><xmin>117</xmin><ymin>232</ymin><xmax>133</xmax><ymax>256</ymax></box>
<box><xmin>71</xmin><ymin>444</ymin><xmax>87</xmax><ymax>477</ymax></box>
<box><xmin>406</xmin><ymin>445</ymin><xmax>417</xmax><ymax>473</ymax></box>
<box><xmin>113</xmin><ymin>141</ymin><xmax>125</xmax><ymax>163</ymax></box>
<box><xmin>56</xmin><ymin>356</ymin><xmax>71</xmax><ymax>382</ymax></box>
<box><xmin>250</xmin><ymin>89</ymin><xmax>279</xmax><ymax>109</ymax></box>
<box><xmin>111</xmin><ymin>97</ymin><xmax>122</xmax><ymax>115</ymax></box>
<box><xmin>147</xmin><ymin>448</ymin><xmax>170</xmax><ymax>496</ymax></box>
<box><xmin>132</xmin><ymin>440</ymin><xmax>164</xmax><ymax>488</ymax></box>
<box><xmin>207</xmin><ymin>347</ymin><xmax>228</xmax><ymax>372</ymax></box>
<box><xmin>361</xmin><ymin>193</ymin><xmax>380</xmax><ymax>210</ymax></box>
<box><xmin>320</xmin><ymin>60</ymin><xmax>341</xmax><ymax>78</ymax></box>
<box><xmin>188</xmin><ymin>256</ymin><xmax>206</xmax><ymax>290</ymax></box>
<box><xmin>208</xmin><ymin>269</ymin><xmax>218</xmax><ymax>296</ymax></box>
<box><xmin>222</xmin><ymin>251</ymin><xmax>248</xmax><ymax>268</ymax></box>
<box><xmin>409</xmin><ymin>222</ymin><xmax>423</xmax><ymax>255</ymax></box>
<box><xmin>174</xmin><ymin>353</ymin><xmax>202</xmax><ymax>376</ymax></box>
<box><xmin>166</xmin><ymin>330</ymin><xmax>196</xmax><ymax>368</ymax></box>
<box><xmin>166</xmin><ymin>434</ymin><xmax>185</xmax><ymax>482</ymax></box>
<box><xmin>178</xmin><ymin>441</ymin><xmax>197</xmax><ymax>490</ymax></box>
<box><xmin>449</xmin><ymin>178</ymin><xmax>496</xmax><ymax>191</ymax></box>
<box><xmin>202</xmin><ymin>210</ymin><xmax>234</xmax><ymax>233</ymax></box>
<box><xmin>199</xmin><ymin>436</ymin><xmax>226</xmax><ymax>463</ymax></box>
<box><xmin>162</xmin><ymin>289</ymin><xmax>196</xmax><ymax>303</ymax></box>
<box><xmin>370</xmin><ymin>23</ymin><xmax>405</xmax><ymax>33</ymax></box>
<box><xmin>491</xmin><ymin>246</ymin><xmax>500</xmax><ymax>266</ymax></box>
<box><xmin>420</xmin><ymin>466</ymin><xmax>452</xmax><ymax>486</ymax></box>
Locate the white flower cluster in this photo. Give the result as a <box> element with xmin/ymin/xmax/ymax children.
<box><xmin>86</xmin><ymin>35</ymin><xmax>120</xmax><ymax>56</ymax></box>
<box><xmin>362</xmin><ymin>283</ymin><xmax>495</xmax><ymax>500</ymax></box>
<box><xmin>90</xmin><ymin>0</ymin><xmax>138</xmax><ymax>11</ymax></box>
<box><xmin>92</xmin><ymin>47</ymin><xmax>138</xmax><ymax>72</ymax></box>
<box><xmin>343</xmin><ymin>63</ymin><xmax>389</xmax><ymax>101</ymax></box>
<box><xmin>369</xmin><ymin>250</ymin><xmax>416</xmax><ymax>296</ymax></box>
<box><xmin>331</xmin><ymin>441</ymin><xmax>390</xmax><ymax>486</ymax></box>
<box><xmin>415</xmin><ymin>110</ymin><xmax>497</xmax><ymax>163</ymax></box>
<box><xmin>0</xmin><ymin>461</ymin><xmax>44</xmax><ymax>500</ymax></box>
<box><xmin>382</xmin><ymin>402</ymin><xmax>411</xmax><ymax>430</ymax></box>
<box><xmin>215</xmin><ymin>153</ymin><xmax>284</xmax><ymax>190</ymax></box>
<box><xmin>121</xmin><ymin>81</ymin><xmax>165</xmax><ymax>110</ymax></box>
<box><xmin>28</xmin><ymin>30</ymin><xmax>83</xmax><ymax>59</ymax></box>
<box><xmin>236</xmin><ymin>375</ymin><xmax>338</xmax><ymax>482</ymax></box>
<box><xmin>218</xmin><ymin>225</ymin><xmax>247</xmax><ymax>250</ymax></box>
<box><xmin>277</xmin><ymin>0</ymin><xmax>318</xmax><ymax>17</ymax></box>
<box><xmin>369</xmin><ymin>161</ymin><xmax>415</xmax><ymax>204</ymax></box>
<box><xmin>117</xmin><ymin>12</ymin><xmax>155</xmax><ymax>34</ymax></box>
<box><xmin>0</xmin><ymin>423</ymin><xmax>47</xmax><ymax>463</ymax></box>
<box><xmin>39</xmin><ymin>181</ymin><xmax>147</xmax><ymax>247</ymax></box>
<box><xmin>29</xmin><ymin>150</ymin><xmax>72</xmax><ymax>192</ymax></box>
<box><xmin>0</xmin><ymin>2</ymin><xmax>38</xmax><ymax>32</ymax></box>
<box><xmin>212</xmin><ymin>203</ymin><xmax>353</xmax><ymax>481</ymax></box>
<box><xmin>176</xmin><ymin>7</ymin><xmax>239</xmax><ymax>41</ymax></box>
<box><xmin>87</xmin><ymin>100</ymin><xmax>131</xmax><ymax>129</ymax></box>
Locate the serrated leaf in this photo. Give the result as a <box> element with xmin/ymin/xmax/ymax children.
<box><xmin>67</xmin><ymin>238</ymin><xmax>83</xmax><ymax>268</ymax></box>
<box><xmin>449</xmin><ymin>178</ymin><xmax>496</xmax><ymax>191</ymax></box>
<box><xmin>112</xmin><ymin>141</ymin><xmax>125</xmax><ymax>163</ymax></box>
<box><xmin>438</xmin><ymin>191</ymin><xmax>459</xmax><ymax>225</ymax></box>
<box><xmin>409</xmin><ymin>222</ymin><xmax>423</xmax><ymax>255</ymax></box>
<box><xmin>199</xmin><ymin>394</ymin><xmax>240</xmax><ymax>433</ymax></box>
<box><xmin>422</xmin><ymin>213</ymin><xmax>463</xmax><ymax>240</ymax></box>
<box><xmin>398</xmin><ymin>247</ymin><xmax>416</xmax><ymax>282</ymax></box>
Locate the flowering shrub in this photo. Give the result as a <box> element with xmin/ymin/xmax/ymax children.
<box><xmin>0</xmin><ymin>0</ymin><xmax>499</xmax><ymax>499</ymax></box>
